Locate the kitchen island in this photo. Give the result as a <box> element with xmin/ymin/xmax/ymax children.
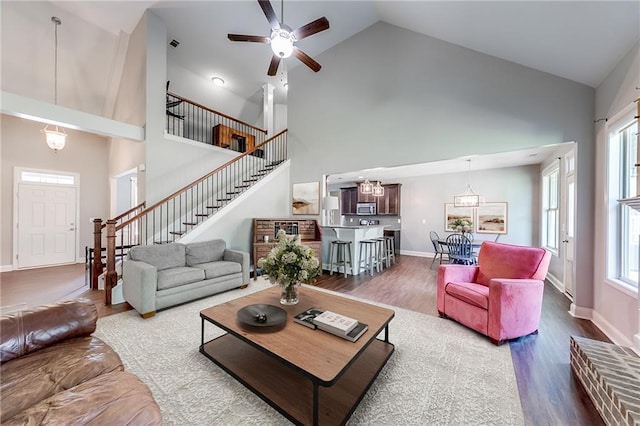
<box><xmin>321</xmin><ymin>225</ymin><xmax>386</xmax><ymax>275</ymax></box>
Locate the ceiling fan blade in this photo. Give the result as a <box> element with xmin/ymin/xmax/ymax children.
<box><xmin>228</xmin><ymin>34</ymin><xmax>269</xmax><ymax>43</ymax></box>
<box><xmin>258</xmin><ymin>0</ymin><xmax>280</xmax><ymax>29</ymax></box>
<box><xmin>292</xmin><ymin>17</ymin><xmax>330</xmax><ymax>41</ymax></box>
<box><xmin>267</xmin><ymin>55</ymin><xmax>282</xmax><ymax>76</ymax></box>
<box><xmin>293</xmin><ymin>47</ymin><xmax>321</xmax><ymax>72</ymax></box>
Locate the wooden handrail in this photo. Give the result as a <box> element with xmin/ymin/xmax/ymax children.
<box><xmin>112</xmin><ymin>201</ymin><xmax>146</xmax><ymax>222</ymax></box>
<box><xmin>168</xmin><ymin>92</ymin><xmax>267</xmax><ymax>134</ymax></box>
<box><xmin>116</xmin><ymin>129</ymin><xmax>288</xmax><ymax>232</ymax></box>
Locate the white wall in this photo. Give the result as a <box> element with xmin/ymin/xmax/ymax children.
<box><xmin>289</xmin><ymin>21</ymin><xmax>596</xmax><ymax>312</ymax></box>
<box><xmin>0</xmin><ymin>114</ymin><xmax>110</xmax><ymax>268</ymax></box>
<box><xmin>0</xmin><ymin>2</ymin><xmax>121</xmax><ymax>117</ymax></box>
<box><xmin>179</xmin><ymin>162</ymin><xmax>291</xmax><ymax>257</ymax></box>
<box><xmin>593</xmin><ymin>40</ymin><xmax>640</xmax><ymax>347</ymax></box>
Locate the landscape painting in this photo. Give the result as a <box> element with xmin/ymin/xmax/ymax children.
<box><xmin>292</xmin><ymin>182</ymin><xmax>319</xmax><ymax>215</ymax></box>
<box><xmin>476</xmin><ymin>202</ymin><xmax>508</xmax><ymax>234</ymax></box>
<box><xmin>445</xmin><ymin>204</ymin><xmax>474</xmax><ymax>232</ymax></box>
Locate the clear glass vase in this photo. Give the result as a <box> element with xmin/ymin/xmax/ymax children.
<box><xmin>279</xmin><ymin>283</ymin><xmax>299</xmax><ymax>305</ymax></box>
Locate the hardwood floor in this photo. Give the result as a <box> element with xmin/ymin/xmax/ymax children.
<box><xmin>0</xmin><ymin>255</ymin><xmax>608</xmax><ymax>425</ymax></box>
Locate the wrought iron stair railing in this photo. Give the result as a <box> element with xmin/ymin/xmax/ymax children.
<box><xmin>94</xmin><ymin>130</ymin><xmax>288</xmax><ymax>304</ymax></box>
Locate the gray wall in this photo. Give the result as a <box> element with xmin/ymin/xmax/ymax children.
<box><xmin>593</xmin><ymin>40</ymin><xmax>640</xmax><ymax>345</ymax></box>
<box><xmin>0</xmin><ymin>114</ymin><xmax>110</xmax><ymax>267</ymax></box>
<box><xmin>289</xmin><ymin>22</ymin><xmax>595</xmax><ymax>309</ymax></box>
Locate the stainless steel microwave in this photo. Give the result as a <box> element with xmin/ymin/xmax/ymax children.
<box><xmin>356</xmin><ymin>202</ymin><xmax>376</xmax><ymax>216</ymax></box>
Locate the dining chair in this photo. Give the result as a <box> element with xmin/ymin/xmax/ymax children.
<box><xmin>430</xmin><ymin>231</ymin><xmax>448</xmax><ymax>268</ymax></box>
<box><xmin>446</xmin><ymin>233</ymin><xmax>475</xmax><ymax>265</ymax></box>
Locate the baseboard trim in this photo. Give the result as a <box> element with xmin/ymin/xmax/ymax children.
<box><xmin>546</xmin><ymin>272</ymin><xmax>564</xmax><ymax>293</ymax></box>
<box><xmin>1</xmin><ymin>264</ymin><xmax>13</xmax><ymax>272</ymax></box>
<box><xmin>399</xmin><ymin>250</ymin><xmax>432</xmax><ymax>258</ymax></box>
<box><xmin>592</xmin><ymin>310</ymin><xmax>635</xmax><ymax>350</ymax></box>
<box><xmin>569</xmin><ymin>303</ymin><xmax>593</xmax><ymax>320</ymax></box>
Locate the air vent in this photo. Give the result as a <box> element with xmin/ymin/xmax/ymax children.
<box><xmin>169</xmin><ymin>39</ymin><xmax>180</xmax><ymax>48</ymax></box>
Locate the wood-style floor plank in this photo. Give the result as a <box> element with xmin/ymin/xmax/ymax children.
<box><xmin>0</xmin><ymin>255</ymin><xmax>609</xmax><ymax>424</ymax></box>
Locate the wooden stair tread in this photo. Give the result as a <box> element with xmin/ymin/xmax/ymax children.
<box><xmin>195</xmin><ymin>213</ymin><xmax>209</xmax><ymax>217</ymax></box>
<box><xmin>169</xmin><ymin>231</ymin><xmax>185</xmax><ymax>235</ymax></box>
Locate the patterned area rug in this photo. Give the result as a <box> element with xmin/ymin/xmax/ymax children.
<box><xmin>95</xmin><ymin>279</ymin><xmax>524</xmax><ymax>425</ymax></box>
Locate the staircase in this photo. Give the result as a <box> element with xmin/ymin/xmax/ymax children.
<box><xmin>94</xmin><ymin>129</ymin><xmax>288</xmax><ymax>305</ymax></box>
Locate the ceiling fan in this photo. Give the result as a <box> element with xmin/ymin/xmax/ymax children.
<box><xmin>228</xmin><ymin>0</ymin><xmax>330</xmax><ymax>76</ymax></box>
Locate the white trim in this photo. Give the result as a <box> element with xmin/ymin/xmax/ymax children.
<box><xmin>592</xmin><ymin>310</ymin><xmax>636</xmax><ymax>353</ymax></box>
<box><xmin>568</xmin><ymin>303</ymin><xmax>592</xmax><ymax>319</ymax></box>
<box><xmin>1</xmin><ymin>264</ymin><xmax>14</xmax><ymax>272</ymax></box>
<box><xmin>546</xmin><ymin>272</ymin><xmax>564</xmax><ymax>293</ymax></box>
<box><xmin>399</xmin><ymin>250</ymin><xmax>431</xmax><ymax>258</ymax></box>
<box><xmin>13</xmin><ymin>167</ymin><xmax>80</xmax><ymax>270</ymax></box>
<box><xmin>604</xmin><ymin>278</ymin><xmax>639</xmax><ymax>298</ymax></box>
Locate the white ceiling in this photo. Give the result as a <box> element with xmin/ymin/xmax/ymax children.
<box><xmin>55</xmin><ymin>0</ymin><xmax>640</xmax><ymax>101</ymax></box>
<box><xmin>50</xmin><ymin>1</ymin><xmax>638</xmax><ymax>177</ymax></box>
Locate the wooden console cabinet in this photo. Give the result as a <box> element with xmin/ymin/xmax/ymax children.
<box><xmin>212</xmin><ymin>124</ymin><xmax>255</xmax><ymax>152</ymax></box>
<box><xmin>252</xmin><ymin>218</ymin><xmax>323</xmax><ymax>279</ymax></box>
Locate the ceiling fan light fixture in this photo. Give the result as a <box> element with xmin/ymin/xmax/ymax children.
<box><xmin>270</xmin><ymin>29</ymin><xmax>294</xmax><ymax>58</ymax></box>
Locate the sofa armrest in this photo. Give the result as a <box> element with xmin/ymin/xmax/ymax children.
<box><xmin>122</xmin><ymin>260</ymin><xmax>158</xmax><ymax>316</ymax></box>
<box><xmin>0</xmin><ymin>299</ymin><xmax>97</xmax><ymax>363</ymax></box>
<box><xmin>437</xmin><ymin>265</ymin><xmax>479</xmax><ymax>312</ymax></box>
<box><xmin>488</xmin><ymin>278</ymin><xmax>544</xmax><ymax>341</ymax></box>
<box><xmin>224</xmin><ymin>249</ymin><xmax>250</xmax><ymax>285</ymax></box>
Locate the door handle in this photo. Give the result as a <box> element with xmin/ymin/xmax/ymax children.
<box><xmin>562</xmin><ymin>240</ymin><xmax>569</xmax><ymax>243</ymax></box>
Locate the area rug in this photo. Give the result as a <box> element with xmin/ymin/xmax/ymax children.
<box><xmin>95</xmin><ymin>279</ymin><xmax>524</xmax><ymax>425</ymax></box>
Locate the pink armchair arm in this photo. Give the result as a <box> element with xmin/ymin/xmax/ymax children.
<box><xmin>487</xmin><ymin>278</ymin><xmax>544</xmax><ymax>343</ymax></box>
<box><xmin>437</xmin><ymin>265</ymin><xmax>479</xmax><ymax>313</ymax></box>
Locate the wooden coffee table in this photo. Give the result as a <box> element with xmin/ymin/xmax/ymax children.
<box><xmin>199</xmin><ymin>285</ymin><xmax>395</xmax><ymax>426</ymax></box>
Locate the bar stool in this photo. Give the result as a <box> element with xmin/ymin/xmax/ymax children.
<box><xmin>358</xmin><ymin>240</ymin><xmax>381</xmax><ymax>275</ymax></box>
<box><xmin>384</xmin><ymin>235</ymin><xmax>396</xmax><ymax>266</ymax></box>
<box><xmin>374</xmin><ymin>237</ymin><xmax>388</xmax><ymax>269</ymax></box>
<box><xmin>329</xmin><ymin>240</ymin><xmax>352</xmax><ymax>277</ymax></box>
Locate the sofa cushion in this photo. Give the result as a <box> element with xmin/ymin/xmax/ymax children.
<box><xmin>476</xmin><ymin>241</ymin><xmax>550</xmax><ymax>286</ymax></box>
<box><xmin>0</xmin><ymin>299</ymin><xmax>97</xmax><ymax>363</ymax></box>
<box><xmin>3</xmin><ymin>371</ymin><xmax>162</xmax><ymax>425</ymax></box>
<box><xmin>157</xmin><ymin>266</ymin><xmax>205</xmax><ymax>290</ymax></box>
<box><xmin>194</xmin><ymin>261</ymin><xmax>242</xmax><ymax>279</ymax></box>
<box><xmin>129</xmin><ymin>243</ymin><xmax>185</xmax><ymax>271</ymax></box>
<box><xmin>444</xmin><ymin>281</ymin><xmax>490</xmax><ymax>310</ymax></box>
<box><xmin>0</xmin><ymin>336</ymin><xmax>123</xmax><ymax>422</ymax></box>
<box><xmin>185</xmin><ymin>240</ymin><xmax>226</xmax><ymax>266</ymax></box>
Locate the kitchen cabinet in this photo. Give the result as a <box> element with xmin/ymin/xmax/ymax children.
<box><xmin>340</xmin><ymin>187</ymin><xmax>358</xmax><ymax>215</ymax></box>
<box><xmin>376</xmin><ymin>184</ymin><xmax>401</xmax><ymax>216</ymax></box>
<box><xmin>340</xmin><ymin>183</ymin><xmax>402</xmax><ymax>216</ymax></box>
<box><xmin>384</xmin><ymin>230</ymin><xmax>401</xmax><ymax>254</ymax></box>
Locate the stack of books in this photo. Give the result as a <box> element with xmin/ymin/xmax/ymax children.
<box><xmin>294</xmin><ymin>307</ymin><xmax>368</xmax><ymax>342</ymax></box>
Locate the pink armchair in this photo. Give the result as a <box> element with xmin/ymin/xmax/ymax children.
<box><xmin>437</xmin><ymin>241</ymin><xmax>551</xmax><ymax>345</ymax></box>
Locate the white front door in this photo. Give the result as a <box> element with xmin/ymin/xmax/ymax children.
<box><xmin>563</xmin><ymin>166</ymin><xmax>576</xmax><ymax>296</ymax></box>
<box><xmin>17</xmin><ymin>184</ymin><xmax>77</xmax><ymax>268</ymax></box>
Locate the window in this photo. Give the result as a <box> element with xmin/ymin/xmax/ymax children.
<box><xmin>21</xmin><ymin>171</ymin><xmax>74</xmax><ymax>185</ymax></box>
<box><xmin>542</xmin><ymin>164</ymin><xmax>559</xmax><ymax>252</ymax></box>
<box><xmin>607</xmin><ymin>113</ymin><xmax>639</xmax><ymax>288</ymax></box>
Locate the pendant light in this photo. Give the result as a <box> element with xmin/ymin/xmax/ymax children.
<box><xmin>360</xmin><ymin>179</ymin><xmax>373</xmax><ymax>194</ymax></box>
<box><xmin>41</xmin><ymin>16</ymin><xmax>67</xmax><ymax>152</ymax></box>
<box><xmin>372</xmin><ymin>181</ymin><xmax>384</xmax><ymax>197</ymax></box>
<box><xmin>454</xmin><ymin>159</ymin><xmax>482</xmax><ymax>207</ymax></box>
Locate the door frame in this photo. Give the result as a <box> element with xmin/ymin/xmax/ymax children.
<box><xmin>562</xmin><ymin>149</ymin><xmax>577</xmax><ymax>297</ymax></box>
<box><xmin>13</xmin><ymin>167</ymin><xmax>80</xmax><ymax>270</ymax></box>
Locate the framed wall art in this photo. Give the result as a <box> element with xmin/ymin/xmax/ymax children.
<box><xmin>475</xmin><ymin>202</ymin><xmax>508</xmax><ymax>234</ymax></box>
<box><xmin>292</xmin><ymin>182</ymin><xmax>320</xmax><ymax>215</ymax></box>
<box><xmin>444</xmin><ymin>203</ymin><xmax>474</xmax><ymax>232</ymax></box>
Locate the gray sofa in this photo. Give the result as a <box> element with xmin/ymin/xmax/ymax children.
<box><xmin>122</xmin><ymin>239</ymin><xmax>249</xmax><ymax>318</ymax></box>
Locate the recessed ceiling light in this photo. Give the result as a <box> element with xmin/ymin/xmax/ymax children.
<box><xmin>211</xmin><ymin>77</ymin><xmax>225</xmax><ymax>87</ymax></box>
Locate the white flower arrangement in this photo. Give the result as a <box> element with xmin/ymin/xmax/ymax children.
<box><xmin>451</xmin><ymin>218</ymin><xmax>473</xmax><ymax>232</ymax></box>
<box><xmin>257</xmin><ymin>229</ymin><xmax>321</xmax><ymax>287</ymax></box>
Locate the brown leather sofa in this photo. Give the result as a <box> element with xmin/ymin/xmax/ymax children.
<box><xmin>0</xmin><ymin>299</ymin><xmax>161</xmax><ymax>424</ymax></box>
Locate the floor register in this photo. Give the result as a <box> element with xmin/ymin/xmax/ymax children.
<box><xmin>294</xmin><ymin>307</ymin><xmax>369</xmax><ymax>342</ymax></box>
